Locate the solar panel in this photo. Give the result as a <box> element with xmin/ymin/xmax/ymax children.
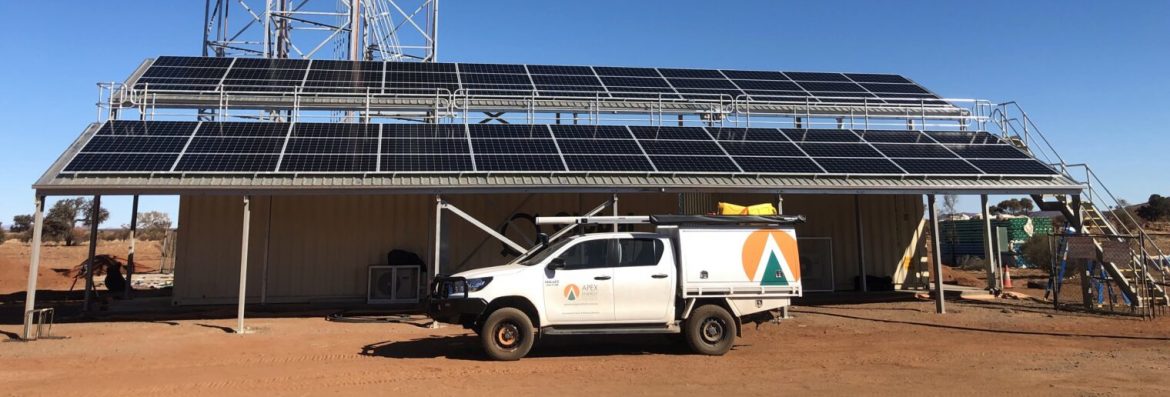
<box><xmin>285</xmin><ymin>138</ymin><xmax>378</xmax><ymax>154</ymax></box>
<box><xmin>783</xmin><ymin>129</ymin><xmax>861</xmax><ymax>142</ymax></box>
<box><xmin>384</xmin><ymin>138</ymin><xmax>470</xmax><ymax>154</ymax></box>
<box><xmin>81</xmin><ymin>136</ymin><xmax>189</xmax><ymax>153</ymax></box>
<box><xmin>944</xmin><ymin>144</ymin><xmax>1030</xmax><ymax>159</ymax></box>
<box><xmin>280</xmin><ymin>154</ymin><xmax>377</xmax><ymax>172</ymax></box>
<box><xmin>382</xmin><ymin>154</ymin><xmax>473</xmax><ymax>171</ymax></box>
<box><xmin>476</xmin><ymin>154</ymin><xmax>565</xmax><ymax>171</ymax></box>
<box><xmin>968</xmin><ymin>159</ymin><xmax>1057</xmax><ymax>175</ymax></box>
<box><xmin>64</xmin><ymin>153</ymin><xmax>180</xmax><ymax>172</ymax></box>
<box><xmin>718</xmin><ymin>141</ymin><xmax>805</xmax><ymax>157</ymax></box>
<box><xmin>549</xmin><ymin>125</ymin><xmax>633</xmax><ymax>139</ymax></box>
<box><xmin>893</xmin><ymin>159</ymin><xmax>981</xmax><ymax>174</ymax></box>
<box><xmin>649</xmin><ymin>156</ymin><xmax>740</xmax><ymax>172</ymax></box>
<box><xmin>187</xmin><ymin>137</ymin><xmax>284</xmax><ymax>154</ymax></box>
<box><xmin>872</xmin><ymin>143</ymin><xmax>957</xmax><ymax>158</ymax></box>
<box><xmin>564</xmin><ymin>155</ymin><xmax>654</xmax><ymax>172</ymax></box>
<box><xmin>733</xmin><ymin>156</ymin><xmax>823</xmax><ymax>173</ymax></box>
<box><xmin>708</xmin><ymin>127</ymin><xmax>791</xmax><ymax>142</ymax></box>
<box><xmin>175</xmin><ymin>154</ymin><xmax>279</xmax><ymax>172</ymax></box>
<box><xmin>63</xmin><ymin>120</ymin><xmax>1059</xmax><ymax>178</ymax></box>
<box><xmin>198</xmin><ymin>122</ymin><xmax>290</xmax><ymax>137</ymax></box>
<box><xmin>799</xmin><ymin>143</ymin><xmax>884</xmax><ymax>158</ymax></box>
<box><xmin>638</xmin><ymin>140</ymin><xmax>725</xmax><ymax>156</ymax></box>
<box><xmin>813</xmin><ymin>158</ymin><xmax>904</xmax><ymax>174</ymax></box>
<box><xmin>468</xmin><ymin>124</ymin><xmax>550</xmax><ymax>138</ymax></box>
<box><xmin>133</xmin><ymin>57</ymin><xmax>951</xmax><ymax>109</ymax></box>
<box><xmin>472</xmin><ymin>139</ymin><xmax>558</xmax><ymax>154</ymax></box>
<box><xmin>95</xmin><ymin>120</ymin><xmax>195</xmax><ymax>137</ymax></box>
<box><xmin>629</xmin><ymin>126</ymin><xmax>711</xmax><ymax>140</ymax></box>
<box><xmin>556</xmin><ymin>139</ymin><xmax>643</xmax><ymax>155</ymax></box>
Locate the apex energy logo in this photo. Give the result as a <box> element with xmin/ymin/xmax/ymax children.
<box><xmin>563</xmin><ymin>284</ymin><xmax>581</xmax><ymax>301</ymax></box>
<box><xmin>741</xmin><ymin>229</ymin><xmax>801</xmax><ymax>286</ymax></box>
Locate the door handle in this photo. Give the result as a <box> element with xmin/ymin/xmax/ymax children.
<box><xmin>651</xmin><ymin>274</ymin><xmax>668</xmax><ymax>279</ymax></box>
<box><xmin>594</xmin><ymin>276</ymin><xmax>611</xmax><ymax>281</ymax></box>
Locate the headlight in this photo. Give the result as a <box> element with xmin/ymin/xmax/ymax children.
<box><xmin>466</xmin><ymin>277</ymin><xmax>492</xmax><ymax>292</ymax></box>
<box><xmin>446</xmin><ymin>277</ymin><xmax>492</xmax><ymax>297</ymax></box>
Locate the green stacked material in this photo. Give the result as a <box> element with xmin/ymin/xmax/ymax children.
<box><xmin>938</xmin><ymin>217</ymin><xmax>1053</xmax><ymax>261</ymax></box>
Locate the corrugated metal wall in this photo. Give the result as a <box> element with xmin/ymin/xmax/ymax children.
<box><xmin>174</xmin><ymin>193</ymin><xmax>927</xmax><ymax>304</ymax></box>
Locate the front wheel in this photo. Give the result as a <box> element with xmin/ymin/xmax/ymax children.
<box><xmin>684</xmin><ymin>305</ymin><xmax>736</xmax><ymax>355</ymax></box>
<box><xmin>480</xmin><ymin>308</ymin><xmax>535</xmax><ymax>361</ymax></box>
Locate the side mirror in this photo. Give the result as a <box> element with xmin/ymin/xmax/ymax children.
<box><xmin>547</xmin><ymin>258</ymin><xmax>566</xmax><ymax>270</ymax></box>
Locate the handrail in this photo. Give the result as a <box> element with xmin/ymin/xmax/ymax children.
<box><xmin>991</xmin><ymin>101</ymin><xmax>1170</xmax><ymax>299</ymax></box>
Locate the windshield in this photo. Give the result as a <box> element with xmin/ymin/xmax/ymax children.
<box><xmin>515</xmin><ymin>236</ymin><xmax>579</xmax><ymax>266</ymax></box>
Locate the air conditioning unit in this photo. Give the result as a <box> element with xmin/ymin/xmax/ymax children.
<box><xmin>368</xmin><ymin>265</ymin><xmax>421</xmax><ymax>304</ymax></box>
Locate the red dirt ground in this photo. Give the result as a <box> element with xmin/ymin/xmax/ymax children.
<box><xmin>2</xmin><ymin>240</ymin><xmax>1169</xmax><ymax>396</ymax></box>
<box><xmin>0</xmin><ymin>240</ymin><xmax>163</xmax><ymax>294</ymax></box>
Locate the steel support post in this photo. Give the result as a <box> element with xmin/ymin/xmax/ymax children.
<box><xmin>236</xmin><ymin>196</ymin><xmax>252</xmax><ymax>334</ymax></box>
<box><xmin>980</xmin><ymin>195</ymin><xmax>998</xmax><ymax>293</ymax></box>
<box><xmin>22</xmin><ymin>196</ymin><xmax>46</xmax><ymax>339</ymax></box>
<box><xmin>612</xmin><ymin>194</ymin><xmax>619</xmax><ymax>232</ymax></box>
<box><xmin>855</xmin><ymin>195</ymin><xmax>868</xmax><ymax>292</ymax></box>
<box><xmin>126</xmin><ymin>195</ymin><xmax>139</xmax><ymax>299</ymax></box>
<box><xmin>431</xmin><ymin>195</ymin><xmax>443</xmax><ymax>329</ymax></box>
<box><xmin>83</xmin><ymin>195</ymin><xmax>102</xmax><ymax>312</ymax></box>
<box><xmin>261</xmin><ymin>197</ymin><xmax>273</xmax><ymax>305</ymax></box>
<box><xmin>433</xmin><ymin>195</ymin><xmax>443</xmax><ymax>280</ymax></box>
<box><xmin>349</xmin><ymin>0</ymin><xmax>362</xmax><ymax>60</ymax></box>
<box><xmin>927</xmin><ymin>195</ymin><xmax>946</xmax><ymax>313</ymax></box>
<box><xmin>776</xmin><ymin>194</ymin><xmax>784</xmax><ymax>214</ymax></box>
<box><xmin>431</xmin><ymin>0</ymin><xmax>440</xmax><ymax>61</ymax></box>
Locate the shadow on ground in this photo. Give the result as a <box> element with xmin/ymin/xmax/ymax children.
<box><xmin>799</xmin><ymin>309</ymin><xmax>1170</xmax><ymax>341</ymax></box>
<box><xmin>361</xmin><ymin>333</ymin><xmax>709</xmax><ymax>361</ymax></box>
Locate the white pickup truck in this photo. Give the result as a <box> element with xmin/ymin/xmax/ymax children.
<box><xmin>427</xmin><ymin>215</ymin><xmax>803</xmax><ymax>360</ymax></box>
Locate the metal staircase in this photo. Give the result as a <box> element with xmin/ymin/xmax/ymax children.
<box><xmin>988</xmin><ymin>102</ymin><xmax>1170</xmax><ymax>312</ymax></box>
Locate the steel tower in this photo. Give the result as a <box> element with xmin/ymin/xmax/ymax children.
<box><xmin>202</xmin><ymin>0</ymin><xmax>438</xmax><ymax>62</ymax></box>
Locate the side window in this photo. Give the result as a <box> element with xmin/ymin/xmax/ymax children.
<box><xmin>618</xmin><ymin>239</ymin><xmax>664</xmax><ymax>267</ymax></box>
<box><xmin>557</xmin><ymin>239</ymin><xmax>611</xmax><ymax>269</ymax></box>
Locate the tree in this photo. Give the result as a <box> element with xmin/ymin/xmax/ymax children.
<box><xmin>11</xmin><ymin>215</ymin><xmax>33</xmax><ymax>242</ymax></box>
<box><xmin>1137</xmin><ymin>194</ymin><xmax>1170</xmax><ymax>222</ymax></box>
<box><xmin>11</xmin><ymin>215</ymin><xmax>32</xmax><ymax>233</ymax></box>
<box><xmin>991</xmin><ymin>198</ymin><xmax>1035</xmax><ymax>216</ymax></box>
<box><xmin>137</xmin><ymin>211</ymin><xmax>173</xmax><ymax>241</ymax></box>
<box><xmin>942</xmin><ymin>194</ymin><xmax>959</xmax><ymax>216</ymax></box>
<box><xmin>43</xmin><ymin>197</ymin><xmax>109</xmax><ymax>246</ymax></box>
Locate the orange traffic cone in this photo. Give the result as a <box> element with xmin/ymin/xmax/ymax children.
<box><xmin>1003</xmin><ymin>267</ymin><xmax>1013</xmax><ymax>289</ymax></box>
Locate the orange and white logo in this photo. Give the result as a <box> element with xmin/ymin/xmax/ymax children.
<box><xmin>563</xmin><ymin>284</ymin><xmax>581</xmax><ymax>301</ymax></box>
<box><xmin>741</xmin><ymin>229</ymin><xmax>801</xmax><ymax>285</ymax></box>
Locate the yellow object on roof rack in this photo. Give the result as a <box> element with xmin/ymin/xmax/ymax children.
<box><xmin>717</xmin><ymin>202</ymin><xmax>778</xmax><ymax>216</ymax></box>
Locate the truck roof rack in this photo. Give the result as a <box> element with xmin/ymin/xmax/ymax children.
<box><xmin>535</xmin><ymin>214</ymin><xmax>805</xmax><ymax>226</ymax></box>
<box><xmin>650</xmin><ymin>215</ymin><xmax>805</xmax><ymax>225</ymax></box>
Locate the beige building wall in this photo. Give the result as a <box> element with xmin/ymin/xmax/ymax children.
<box><xmin>174</xmin><ymin>193</ymin><xmax>928</xmax><ymax>305</ymax></box>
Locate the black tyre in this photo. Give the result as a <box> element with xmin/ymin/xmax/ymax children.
<box><xmin>480</xmin><ymin>308</ymin><xmax>535</xmax><ymax>361</ymax></box>
<box><xmin>684</xmin><ymin>305</ymin><xmax>736</xmax><ymax>355</ymax></box>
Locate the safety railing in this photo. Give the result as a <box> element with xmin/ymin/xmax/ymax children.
<box><xmin>100</xmin><ymin>80</ymin><xmax>990</xmax><ymax>131</ymax></box>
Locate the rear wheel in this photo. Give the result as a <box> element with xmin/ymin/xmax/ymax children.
<box><xmin>684</xmin><ymin>305</ymin><xmax>736</xmax><ymax>355</ymax></box>
<box><xmin>480</xmin><ymin>308</ymin><xmax>535</xmax><ymax>361</ymax></box>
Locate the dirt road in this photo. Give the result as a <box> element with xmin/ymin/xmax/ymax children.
<box><xmin>3</xmin><ymin>299</ymin><xmax>1169</xmax><ymax>396</ymax></box>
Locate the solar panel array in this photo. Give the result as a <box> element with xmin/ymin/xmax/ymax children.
<box><xmin>132</xmin><ymin>56</ymin><xmax>947</xmax><ymax>105</ymax></box>
<box><xmin>63</xmin><ymin>121</ymin><xmax>1057</xmax><ymax>177</ymax></box>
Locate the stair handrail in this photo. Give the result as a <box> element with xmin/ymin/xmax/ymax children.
<box><xmin>1072</xmin><ymin>164</ymin><xmax>1169</xmax><ymax>274</ymax></box>
<box><xmin>989</xmin><ymin>102</ymin><xmax>1169</xmax><ymax>296</ymax></box>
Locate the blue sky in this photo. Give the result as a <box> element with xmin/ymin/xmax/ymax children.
<box><xmin>1</xmin><ymin>1</ymin><xmax>1166</xmax><ymax>226</ymax></box>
